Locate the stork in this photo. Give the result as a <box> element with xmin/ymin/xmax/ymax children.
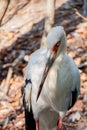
<box><xmin>23</xmin><ymin>26</ymin><xmax>80</xmax><ymax>130</ymax></box>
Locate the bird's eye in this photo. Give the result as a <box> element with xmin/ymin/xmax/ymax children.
<box><xmin>56</xmin><ymin>41</ymin><xmax>61</xmax><ymax>46</ymax></box>
<box><xmin>56</xmin><ymin>43</ymin><xmax>59</xmax><ymax>46</ymax></box>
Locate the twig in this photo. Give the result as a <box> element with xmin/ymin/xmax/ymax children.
<box><xmin>12</xmin><ymin>50</ymin><xmax>25</xmax><ymax>67</ymax></box>
<box><xmin>3</xmin><ymin>51</ymin><xmax>25</xmax><ymax>95</ymax></box>
<box><xmin>0</xmin><ymin>0</ymin><xmax>10</xmax><ymax>26</ymax></box>
<box><xmin>0</xmin><ymin>91</ymin><xmax>9</xmax><ymax>101</ymax></box>
<box><xmin>41</xmin><ymin>0</ymin><xmax>56</xmax><ymax>48</ymax></box>
<box><xmin>73</xmin><ymin>8</ymin><xmax>87</xmax><ymax>21</ymax></box>
<box><xmin>63</xmin><ymin>121</ymin><xmax>78</xmax><ymax>128</ymax></box>
<box><xmin>4</xmin><ymin>67</ymin><xmax>13</xmax><ymax>95</ymax></box>
<box><xmin>1</xmin><ymin>1</ymin><xmax>30</xmax><ymax>26</ymax></box>
<box><xmin>2</xmin><ymin>117</ymin><xmax>9</xmax><ymax>129</ymax></box>
<box><xmin>3</xmin><ymin>50</ymin><xmax>25</xmax><ymax>68</ymax></box>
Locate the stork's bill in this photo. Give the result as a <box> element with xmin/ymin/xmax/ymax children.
<box><xmin>36</xmin><ymin>41</ymin><xmax>61</xmax><ymax>101</ymax></box>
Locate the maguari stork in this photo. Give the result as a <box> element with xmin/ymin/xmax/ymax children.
<box><xmin>23</xmin><ymin>26</ymin><xmax>80</xmax><ymax>130</ymax></box>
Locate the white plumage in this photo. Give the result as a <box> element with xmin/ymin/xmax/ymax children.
<box><xmin>23</xmin><ymin>26</ymin><xmax>80</xmax><ymax>130</ymax></box>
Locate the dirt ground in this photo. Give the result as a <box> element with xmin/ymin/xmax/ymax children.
<box><xmin>0</xmin><ymin>0</ymin><xmax>87</xmax><ymax>130</ymax></box>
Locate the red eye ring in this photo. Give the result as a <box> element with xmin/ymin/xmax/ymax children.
<box><xmin>52</xmin><ymin>41</ymin><xmax>61</xmax><ymax>53</ymax></box>
<box><xmin>56</xmin><ymin>41</ymin><xmax>61</xmax><ymax>46</ymax></box>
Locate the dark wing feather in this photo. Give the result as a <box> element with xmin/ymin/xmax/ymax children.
<box><xmin>23</xmin><ymin>79</ymin><xmax>36</xmax><ymax>130</ymax></box>
<box><xmin>68</xmin><ymin>88</ymin><xmax>78</xmax><ymax>110</ymax></box>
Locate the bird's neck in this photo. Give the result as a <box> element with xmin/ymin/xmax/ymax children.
<box><xmin>56</xmin><ymin>36</ymin><xmax>67</xmax><ymax>68</ymax></box>
<box><xmin>54</xmin><ymin>46</ymin><xmax>66</xmax><ymax>69</ymax></box>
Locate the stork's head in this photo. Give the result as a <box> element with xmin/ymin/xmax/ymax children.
<box><xmin>46</xmin><ymin>26</ymin><xmax>67</xmax><ymax>55</ymax></box>
<box><xmin>36</xmin><ymin>26</ymin><xmax>67</xmax><ymax>101</ymax></box>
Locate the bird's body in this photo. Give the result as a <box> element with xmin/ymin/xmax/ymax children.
<box><xmin>24</xmin><ymin>26</ymin><xmax>80</xmax><ymax>130</ymax></box>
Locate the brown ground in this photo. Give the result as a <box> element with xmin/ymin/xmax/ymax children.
<box><xmin>0</xmin><ymin>0</ymin><xmax>87</xmax><ymax>130</ymax></box>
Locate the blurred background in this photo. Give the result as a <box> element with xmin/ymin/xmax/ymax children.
<box><xmin>0</xmin><ymin>0</ymin><xmax>87</xmax><ymax>129</ymax></box>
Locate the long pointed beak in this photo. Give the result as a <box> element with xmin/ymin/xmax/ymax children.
<box><xmin>36</xmin><ymin>42</ymin><xmax>60</xmax><ymax>101</ymax></box>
